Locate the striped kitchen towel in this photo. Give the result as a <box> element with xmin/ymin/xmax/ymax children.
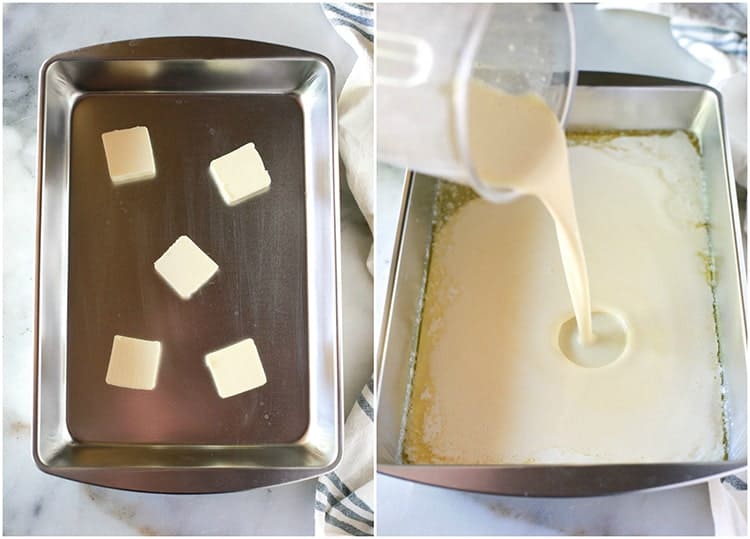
<box><xmin>317</xmin><ymin>4</ymin><xmax>374</xmax><ymax>536</ymax></box>
<box><xmin>314</xmin><ymin>378</ymin><xmax>374</xmax><ymax>536</ymax></box>
<box><xmin>597</xmin><ymin>2</ymin><xmax>746</xmax><ymax>79</ymax></box>
<box><xmin>322</xmin><ymin>1</ymin><xmax>374</xmax><ymax>273</ymax></box>
<box><xmin>671</xmin><ymin>16</ymin><xmax>747</xmax><ymax>78</ymax></box>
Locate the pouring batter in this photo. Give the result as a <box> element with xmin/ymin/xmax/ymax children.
<box><xmin>467</xmin><ymin>79</ymin><xmax>596</xmax><ymax>347</ymax></box>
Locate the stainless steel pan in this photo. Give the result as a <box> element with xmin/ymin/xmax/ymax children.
<box><xmin>377</xmin><ymin>72</ymin><xmax>747</xmax><ymax>496</ymax></box>
<box><xmin>34</xmin><ymin>37</ymin><xmax>342</xmax><ymax>493</ymax></box>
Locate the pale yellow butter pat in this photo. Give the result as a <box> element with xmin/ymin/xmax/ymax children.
<box><xmin>209</xmin><ymin>142</ymin><xmax>271</xmax><ymax>205</ymax></box>
<box><xmin>205</xmin><ymin>338</ymin><xmax>267</xmax><ymax>398</ymax></box>
<box><xmin>154</xmin><ymin>235</ymin><xmax>219</xmax><ymax>300</ymax></box>
<box><xmin>101</xmin><ymin>126</ymin><xmax>156</xmax><ymax>184</ymax></box>
<box><xmin>105</xmin><ymin>335</ymin><xmax>161</xmax><ymax>390</ymax></box>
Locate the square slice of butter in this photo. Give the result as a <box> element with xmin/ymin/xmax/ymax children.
<box><xmin>209</xmin><ymin>142</ymin><xmax>271</xmax><ymax>206</ymax></box>
<box><xmin>154</xmin><ymin>235</ymin><xmax>219</xmax><ymax>300</ymax></box>
<box><xmin>205</xmin><ymin>338</ymin><xmax>267</xmax><ymax>399</ymax></box>
<box><xmin>101</xmin><ymin>126</ymin><xmax>156</xmax><ymax>184</ymax></box>
<box><xmin>105</xmin><ymin>335</ymin><xmax>162</xmax><ymax>390</ymax></box>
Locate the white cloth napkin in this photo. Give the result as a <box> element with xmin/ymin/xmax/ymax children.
<box><xmin>323</xmin><ymin>1</ymin><xmax>374</xmax><ymax>273</ymax></box>
<box><xmin>316</xmin><ymin>4</ymin><xmax>374</xmax><ymax>536</ymax></box>
<box><xmin>599</xmin><ymin>3</ymin><xmax>748</xmax><ymax>536</ymax></box>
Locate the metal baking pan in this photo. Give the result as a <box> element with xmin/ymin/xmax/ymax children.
<box><xmin>377</xmin><ymin>72</ymin><xmax>747</xmax><ymax>496</ymax></box>
<box><xmin>34</xmin><ymin>37</ymin><xmax>342</xmax><ymax>493</ymax></box>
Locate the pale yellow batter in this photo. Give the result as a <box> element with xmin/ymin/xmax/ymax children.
<box><xmin>405</xmin><ymin>131</ymin><xmax>725</xmax><ymax>464</ymax></box>
<box><xmin>467</xmin><ymin>80</ymin><xmax>594</xmax><ymax>344</ymax></box>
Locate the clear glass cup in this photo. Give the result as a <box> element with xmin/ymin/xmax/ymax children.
<box><xmin>377</xmin><ymin>3</ymin><xmax>576</xmax><ymax>202</ymax></box>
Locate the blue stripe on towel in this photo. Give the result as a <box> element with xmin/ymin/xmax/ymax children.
<box><xmin>672</xmin><ymin>22</ymin><xmax>746</xmax><ymax>35</ymax></box>
<box><xmin>356</xmin><ymin>391</ymin><xmax>374</xmax><ymax>419</ymax></box>
<box><xmin>323</xmin><ymin>3</ymin><xmax>373</xmax><ymax>26</ymax></box>
<box><xmin>327</xmin><ymin>17</ymin><xmax>373</xmax><ymax>42</ymax></box>
<box><xmin>721</xmin><ymin>474</ymin><xmax>748</xmax><ymax>490</ymax></box>
<box><xmin>347</xmin><ymin>2</ymin><xmax>373</xmax><ymax>12</ymax></box>
<box><xmin>324</xmin><ymin>512</ymin><xmax>370</xmax><ymax>536</ymax></box>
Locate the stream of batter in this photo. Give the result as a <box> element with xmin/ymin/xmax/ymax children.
<box><xmin>404</xmin><ymin>80</ymin><xmax>724</xmax><ymax>463</ymax></box>
<box><xmin>467</xmin><ymin>79</ymin><xmax>596</xmax><ymax>348</ymax></box>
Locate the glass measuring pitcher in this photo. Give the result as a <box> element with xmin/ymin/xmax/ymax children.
<box><xmin>377</xmin><ymin>3</ymin><xmax>576</xmax><ymax>203</ymax></box>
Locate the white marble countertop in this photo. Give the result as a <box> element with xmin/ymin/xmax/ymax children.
<box><xmin>376</xmin><ymin>4</ymin><xmax>723</xmax><ymax>536</ymax></box>
<box><xmin>3</xmin><ymin>3</ymin><xmax>372</xmax><ymax>535</ymax></box>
